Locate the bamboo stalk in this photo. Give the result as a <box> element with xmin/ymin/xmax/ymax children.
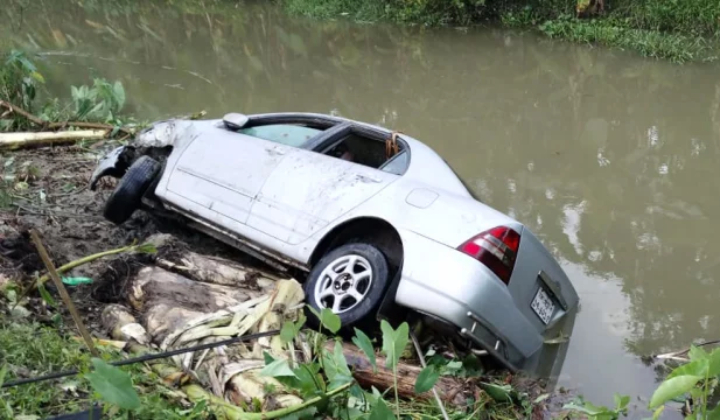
<box><xmin>0</xmin><ymin>130</ymin><xmax>108</xmax><ymax>149</ymax></box>
<box><xmin>30</xmin><ymin>229</ymin><xmax>99</xmax><ymax>357</ymax></box>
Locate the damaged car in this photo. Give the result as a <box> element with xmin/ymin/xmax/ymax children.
<box><xmin>90</xmin><ymin>112</ymin><xmax>579</xmax><ymax>371</ymax></box>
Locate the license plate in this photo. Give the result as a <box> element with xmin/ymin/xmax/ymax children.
<box><xmin>531</xmin><ymin>288</ymin><xmax>555</xmax><ymax>324</ymax></box>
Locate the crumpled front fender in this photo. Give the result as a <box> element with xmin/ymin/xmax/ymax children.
<box><xmin>89</xmin><ymin>146</ymin><xmax>135</xmax><ymax>190</ymax></box>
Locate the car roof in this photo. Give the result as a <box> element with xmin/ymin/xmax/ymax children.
<box><xmin>239</xmin><ymin>112</ymin><xmax>473</xmax><ymax>196</ymax></box>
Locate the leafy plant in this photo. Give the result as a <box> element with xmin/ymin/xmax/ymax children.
<box><xmin>648</xmin><ymin>345</ymin><xmax>720</xmax><ymax>418</ymax></box>
<box><xmin>307</xmin><ymin>306</ymin><xmax>341</xmax><ymax>334</ymax></box>
<box><xmin>564</xmin><ymin>393</ymin><xmax>630</xmax><ymax>420</ymax></box>
<box><xmin>85</xmin><ymin>358</ymin><xmax>141</xmax><ymax>411</ymax></box>
<box><xmin>380</xmin><ymin>320</ymin><xmax>409</xmax><ymax>418</ymax></box>
<box><xmin>70</xmin><ymin>78</ymin><xmax>126</xmax><ymax>123</ymax></box>
<box><xmin>0</xmin><ymin>50</ymin><xmax>44</xmax><ymax>113</ymax></box>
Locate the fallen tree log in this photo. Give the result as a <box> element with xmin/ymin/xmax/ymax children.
<box><xmin>331</xmin><ymin>341</ymin><xmax>472</xmax><ymax>406</ymax></box>
<box><xmin>128</xmin><ymin>267</ymin><xmax>271</xmax><ymax>344</ymax></box>
<box><xmin>0</xmin><ymin>129</ymin><xmax>108</xmax><ymax>149</ymax></box>
<box><xmin>146</xmin><ymin>233</ymin><xmax>280</xmax><ymax>290</ymax></box>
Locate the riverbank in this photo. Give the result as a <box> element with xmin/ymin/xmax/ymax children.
<box><xmin>0</xmin><ymin>49</ymin><xmax>563</xmax><ymax>420</ymax></box>
<box><xmin>281</xmin><ymin>0</ymin><xmax>720</xmax><ymax>62</ymax></box>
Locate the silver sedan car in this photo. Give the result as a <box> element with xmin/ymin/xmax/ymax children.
<box><xmin>90</xmin><ymin>112</ymin><xmax>579</xmax><ymax>371</ymax></box>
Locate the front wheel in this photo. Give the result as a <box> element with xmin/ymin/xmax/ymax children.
<box><xmin>103</xmin><ymin>156</ymin><xmax>160</xmax><ymax>224</ymax></box>
<box><xmin>304</xmin><ymin>243</ymin><xmax>390</xmax><ymax>328</ymax></box>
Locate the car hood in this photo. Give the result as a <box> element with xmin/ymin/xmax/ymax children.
<box><xmin>135</xmin><ymin>118</ymin><xmax>221</xmax><ymax>149</ymax></box>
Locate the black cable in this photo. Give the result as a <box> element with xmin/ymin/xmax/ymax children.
<box><xmin>2</xmin><ymin>329</ymin><xmax>281</xmax><ymax>388</ymax></box>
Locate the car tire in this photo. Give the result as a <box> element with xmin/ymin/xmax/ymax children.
<box><xmin>103</xmin><ymin>156</ymin><xmax>160</xmax><ymax>225</ymax></box>
<box><xmin>304</xmin><ymin>243</ymin><xmax>390</xmax><ymax>329</ymax></box>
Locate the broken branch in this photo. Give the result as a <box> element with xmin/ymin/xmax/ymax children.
<box><xmin>30</xmin><ymin>229</ymin><xmax>99</xmax><ymax>357</ymax></box>
<box><xmin>0</xmin><ymin>99</ymin><xmax>45</xmax><ymax>126</ymax></box>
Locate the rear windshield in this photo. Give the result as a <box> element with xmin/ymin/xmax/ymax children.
<box><xmin>239</xmin><ymin>124</ymin><xmax>321</xmax><ymax>147</ymax></box>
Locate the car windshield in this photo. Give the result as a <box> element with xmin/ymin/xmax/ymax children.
<box><xmin>238</xmin><ymin>124</ymin><xmax>321</xmax><ymax>147</ymax></box>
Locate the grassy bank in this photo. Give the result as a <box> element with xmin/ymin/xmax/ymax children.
<box><xmin>281</xmin><ymin>0</ymin><xmax>720</xmax><ymax>62</ymax></box>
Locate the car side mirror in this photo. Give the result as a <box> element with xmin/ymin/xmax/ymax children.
<box><xmin>223</xmin><ymin>113</ymin><xmax>249</xmax><ymax>130</ymax></box>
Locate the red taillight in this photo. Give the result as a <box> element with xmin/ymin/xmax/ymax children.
<box><xmin>458</xmin><ymin>226</ymin><xmax>521</xmax><ymax>285</ymax></box>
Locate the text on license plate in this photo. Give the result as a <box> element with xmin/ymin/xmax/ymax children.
<box><xmin>531</xmin><ymin>288</ymin><xmax>555</xmax><ymax>324</ymax></box>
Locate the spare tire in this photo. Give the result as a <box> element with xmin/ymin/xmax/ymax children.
<box><xmin>103</xmin><ymin>156</ymin><xmax>160</xmax><ymax>224</ymax></box>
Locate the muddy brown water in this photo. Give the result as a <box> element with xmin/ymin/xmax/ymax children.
<box><xmin>3</xmin><ymin>0</ymin><xmax>720</xmax><ymax>416</ymax></box>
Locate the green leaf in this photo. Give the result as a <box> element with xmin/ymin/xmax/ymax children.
<box><xmin>308</xmin><ymin>306</ymin><xmax>341</xmax><ymax>333</ymax></box>
<box><xmin>380</xmin><ymin>320</ymin><xmax>409</xmax><ymax>370</ymax></box>
<box><xmin>563</xmin><ymin>401</ymin><xmax>611</xmax><ymax>416</ymax></box>
<box><xmin>352</xmin><ymin>328</ymin><xmax>376</xmax><ymax>371</ymax></box>
<box><xmin>263</xmin><ymin>351</ymin><xmax>276</xmax><ymax>366</ymax></box>
<box><xmin>444</xmin><ymin>360</ymin><xmax>463</xmax><ymax>374</ymax></box>
<box><xmin>260</xmin><ymin>358</ymin><xmax>297</xmax><ymax>379</ymax></box>
<box><xmin>689</xmin><ymin>345</ymin><xmax>709</xmax><ymax>361</ymax></box>
<box><xmin>30</xmin><ymin>71</ymin><xmax>44</xmax><ymax>84</ymax></box>
<box><xmin>113</xmin><ymin>81</ymin><xmax>126</xmax><ymax>111</ymax></box>
<box><xmin>666</xmin><ymin>359</ymin><xmax>708</xmax><ymax>380</ymax></box>
<box><xmin>707</xmin><ymin>348</ymin><xmax>720</xmax><ymax>377</ymax></box>
<box><xmin>322</xmin><ymin>341</ymin><xmax>352</xmax><ymax>390</ymax></box>
<box><xmin>0</xmin><ymin>364</ymin><xmax>7</xmax><ymax>388</ymax></box>
<box><xmin>707</xmin><ymin>404</ymin><xmax>720</xmax><ymax>420</ymax></box>
<box><xmin>281</xmin><ymin>321</ymin><xmax>297</xmax><ymax>344</ymax></box>
<box><xmin>134</xmin><ymin>243</ymin><xmax>157</xmax><ymax>254</ymax></box>
<box><xmin>293</xmin><ymin>363</ymin><xmax>322</xmax><ymax>396</ymax></box>
<box><xmin>37</xmin><ymin>282</ymin><xmax>56</xmax><ymax>306</ymax></box>
<box><xmin>648</xmin><ymin>375</ymin><xmax>703</xmax><ymax>408</ymax></box>
<box><xmin>85</xmin><ymin>358</ymin><xmax>140</xmax><ymax>410</ymax></box>
<box><xmin>415</xmin><ymin>366</ymin><xmax>440</xmax><ymax>394</ymax></box>
<box><xmin>368</xmin><ymin>398</ymin><xmax>396</xmax><ymax>420</ymax></box>
<box><xmin>481</xmin><ymin>382</ymin><xmax>513</xmax><ymax>403</ymax></box>
<box><xmin>651</xmin><ymin>405</ymin><xmax>665</xmax><ymax>420</ymax></box>
<box><xmin>613</xmin><ymin>393</ymin><xmax>630</xmax><ymax>411</ymax></box>
<box><xmin>534</xmin><ymin>393</ymin><xmax>551</xmax><ymax>404</ymax></box>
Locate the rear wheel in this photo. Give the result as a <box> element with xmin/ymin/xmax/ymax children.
<box><xmin>103</xmin><ymin>156</ymin><xmax>160</xmax><ymax>224</ymax></box>
<box><xmin>304</xmin><ymin>243</ymin><xmax>390</xmax><ymax>328</ymax></box>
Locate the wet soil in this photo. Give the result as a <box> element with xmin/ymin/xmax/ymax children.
<box><xmin>0</xmin><ymin>144</ymin><xmax>269</xmax><ymax>330</ymax></box>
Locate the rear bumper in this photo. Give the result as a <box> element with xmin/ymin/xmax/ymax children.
<box><xmin>395</xmin><ymin>229</ymin><xmax>544</xmax><ymax>368</ymax></box>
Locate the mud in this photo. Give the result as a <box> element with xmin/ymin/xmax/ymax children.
<box><xmin>0</xmin><ymin>144</ymin><xmax>273</xmax><ymax>329</ymax></box>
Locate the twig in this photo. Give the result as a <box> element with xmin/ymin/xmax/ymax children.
<box><xmin>30</xmin><ymin>229</ymin><xmax>99</xmax><ymax>357</ymax></box>
<box><xmin>0</xmin><ymin>100</ymin><xmax>45</xmax><ymax>126</ymax></box>
<box><xmin>654</xmin><ymin>339</ymin><xmax>720</xmax><ymax>360</ymax></box>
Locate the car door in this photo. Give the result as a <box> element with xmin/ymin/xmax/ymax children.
<box><xmin>247</xmin><ymin>149</ymin><xmax>398</xmax><ymax>245</ymax></box>
<box><xmin>166</xmin><ymin>128</ymin><xmax>293</xmax><ymax>225</ymax></box>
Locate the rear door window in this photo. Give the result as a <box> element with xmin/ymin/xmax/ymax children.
<box><xmin>238</xmin><ymin>124</ymin><xmax>321</xmax><ymax>148</ymax></box>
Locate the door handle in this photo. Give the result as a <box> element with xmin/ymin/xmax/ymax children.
<box><xmin>356</xmin><ymin>174</ymin><xmax>382</xmax><ymax>183</ymax></box>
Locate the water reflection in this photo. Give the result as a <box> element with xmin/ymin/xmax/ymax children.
<box><xmin>3</xmin><ymin>0</ymin><xmax>720</xmax><ymax>408</ymax></box>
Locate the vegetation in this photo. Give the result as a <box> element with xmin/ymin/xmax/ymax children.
<box><xmin>563</xmin><ymin>345</ymin><xmax>720</xmax><ymax>419</ymax></box>
<box><xmin>282</xmin><ymin>0</ymin><xmax>720</xmax><ymax>62</ymax></box>
<box><xmin>1</xmin><ymin>49</ymin><xmax>132</xmax><ymax>131</ymax></box>
<box><xmin>0</xmin><ymin>274</ymin><xmax>539</xmax><ymax>419</ymax></box>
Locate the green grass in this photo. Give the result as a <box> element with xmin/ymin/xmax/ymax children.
<box><xmin>280</xmin><ymin>0</ymin><xmax>720</xmax><ymax>62</ymax></box>
<box><xmin>0</xmin><ymin>315</ymin><xmax>212</xmax><ymax>419</ymax></box>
